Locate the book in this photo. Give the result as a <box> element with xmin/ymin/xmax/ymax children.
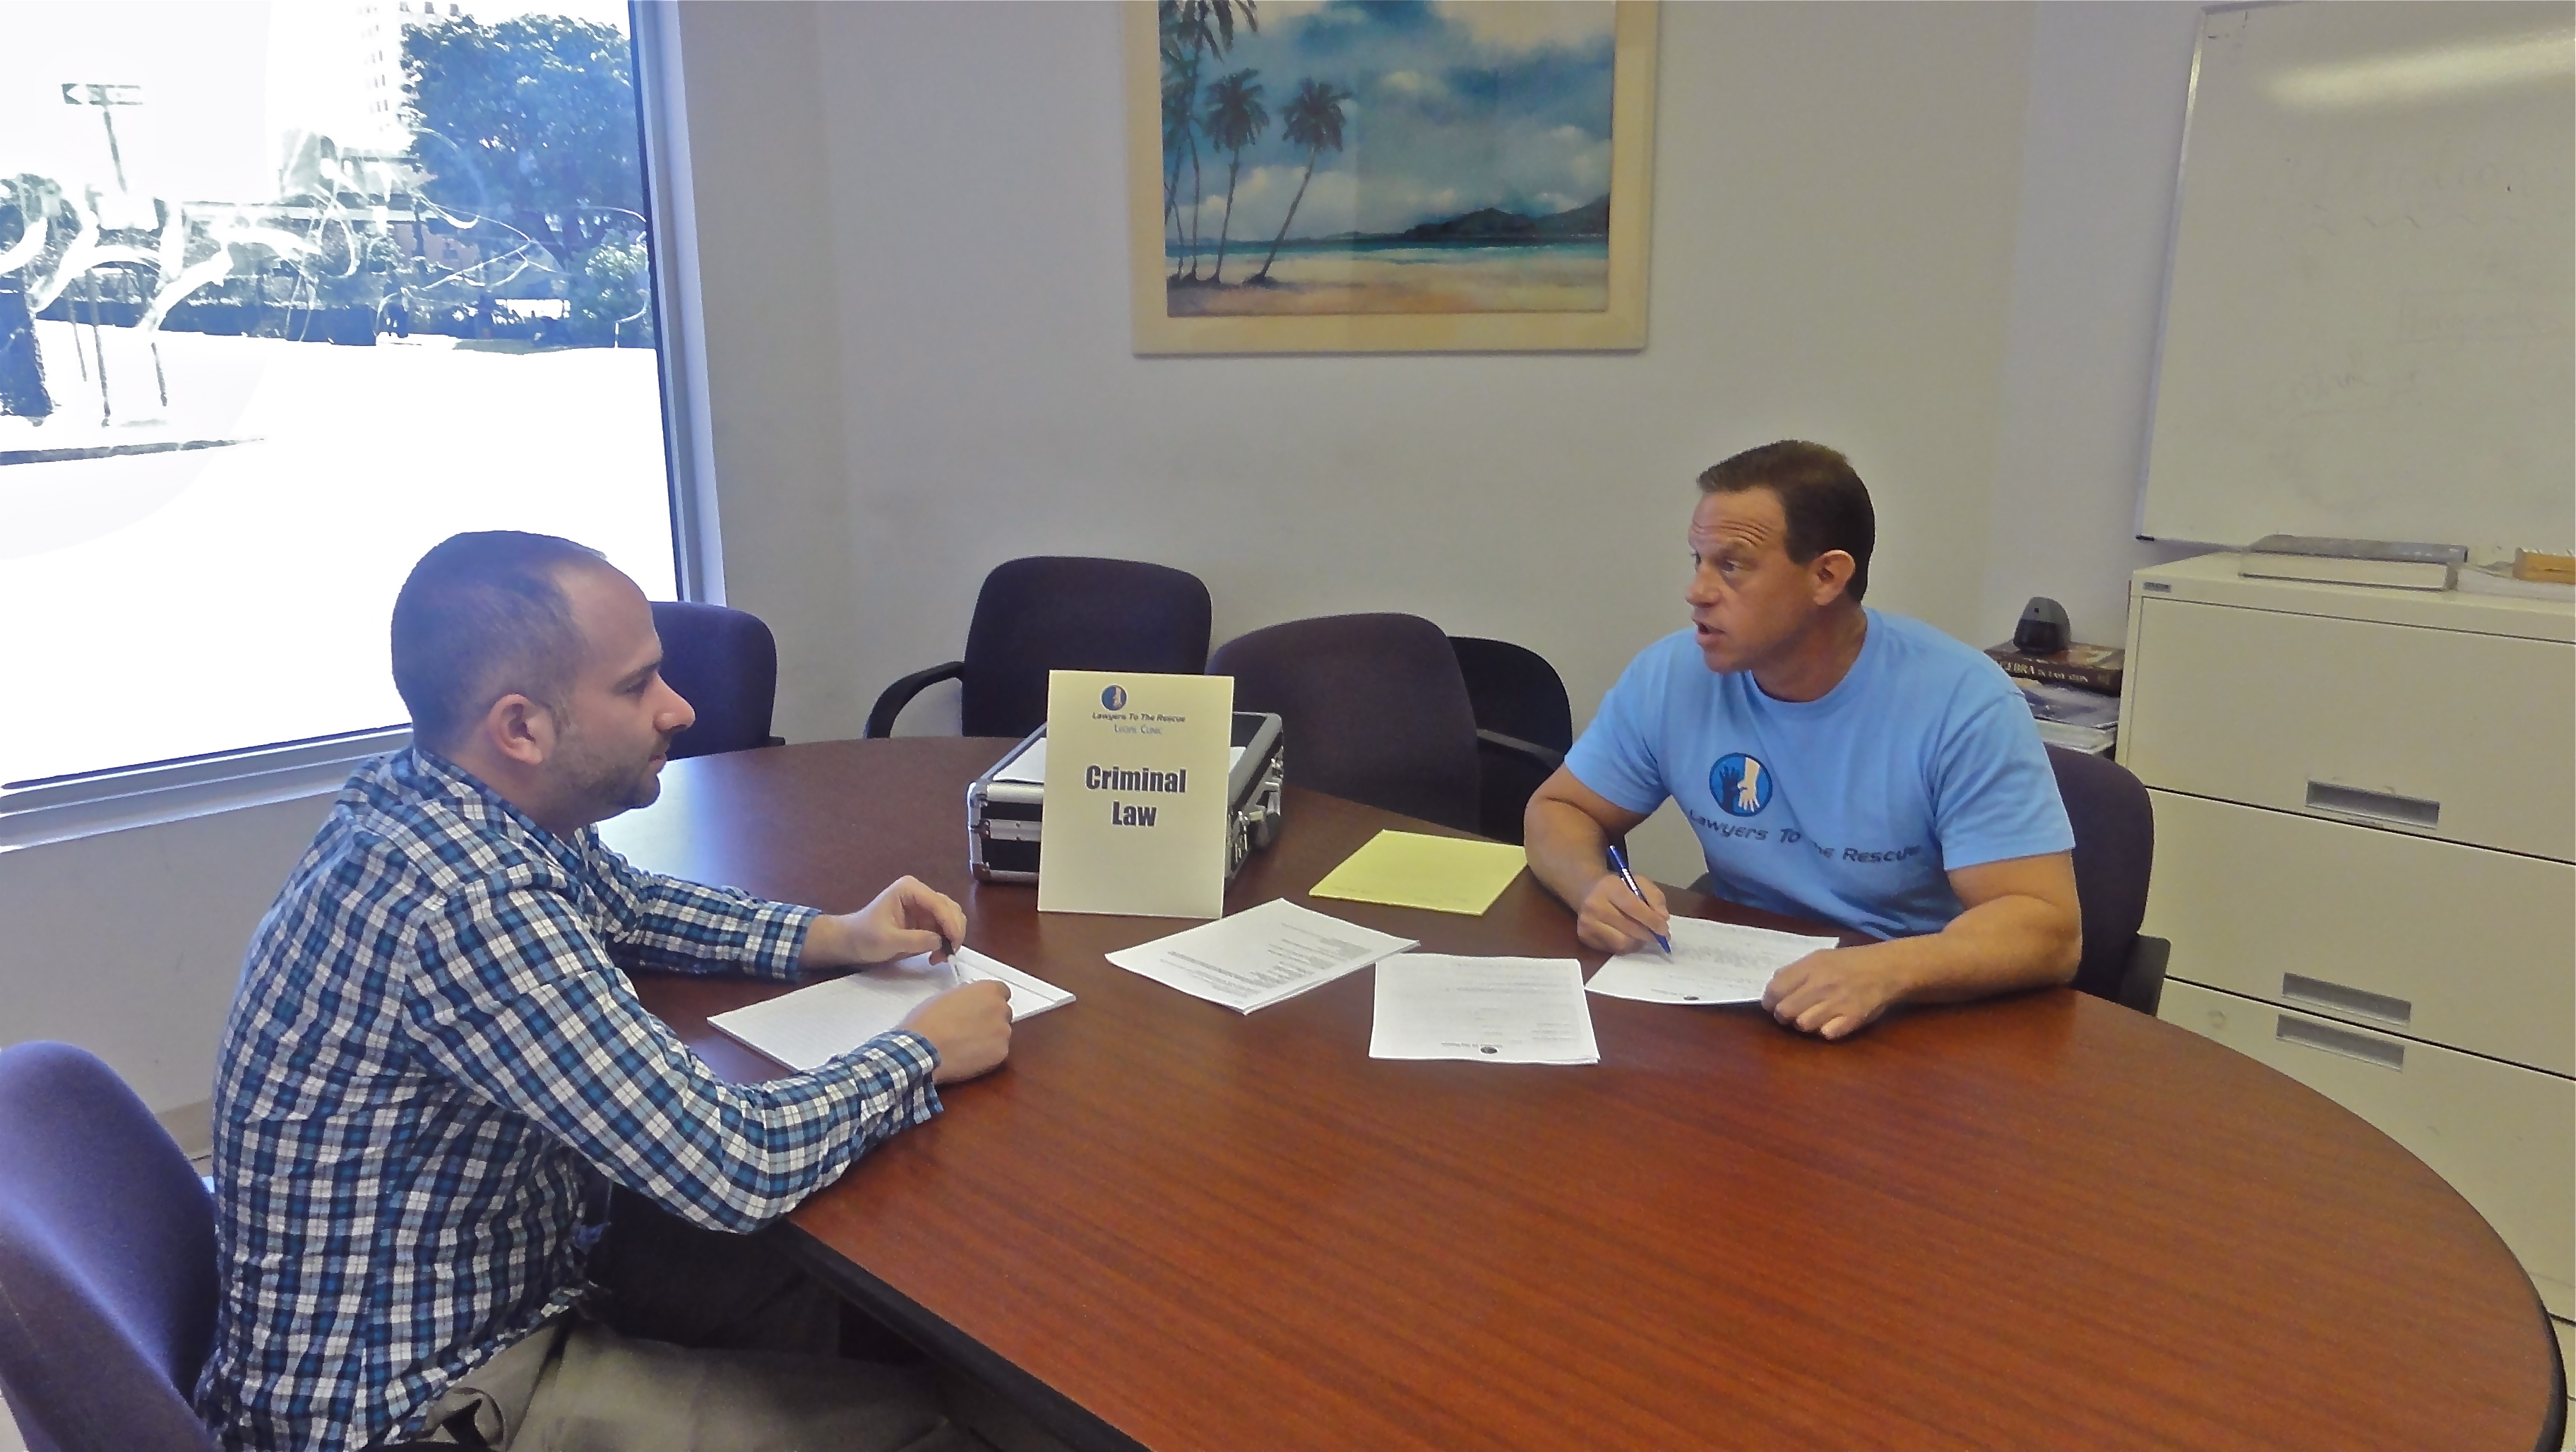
<box><xmin>1986</xmin><ymin>641</ymin><xmax>2123</xmax><ymax>695</ymax></box>
<box><xmin>2239</xmin><ymin>535</ymin><xmax>2464</xmax><ymax>591</ymax></box>
<box><xmin>2017</xmin><ymin>680</ymin><xmax>2118</xmax><ymax>757</ymax></box>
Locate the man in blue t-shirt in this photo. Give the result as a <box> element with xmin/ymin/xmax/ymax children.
<box><xmin>1527</xmin><ymin>441</ymin><xmax>2080</xmax><ymax>1041</ymax></box>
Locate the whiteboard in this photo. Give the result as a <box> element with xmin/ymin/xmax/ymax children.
<box><xmin>2142</xmin><ymin>2</ymin><xmax>2575</xmax><ymax>547</ymax></box>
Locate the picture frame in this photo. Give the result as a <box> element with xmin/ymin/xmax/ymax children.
<box><xmin>1126</xmin><ymin>0</ymin><xmax>1657</xmax><ymax>355</ymax></box>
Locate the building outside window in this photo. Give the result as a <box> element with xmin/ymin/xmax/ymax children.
<box><xmin>0</xmin><ymin>0</ymin><xmax>679</xmax><ymax>793</ymax></box>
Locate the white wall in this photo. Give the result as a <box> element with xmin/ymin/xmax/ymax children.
<box><xmin>0</xmin><ymin>795</ymin><xmax>328</xmax><ymax>1126</ymax></box>
<box><xmin>688</xmin><ymin>0</ymin><xmax>2045</xmax><ymax>880</ymax></box>
<box><xmin>1</xmin><ymin>1</ymin><xmax>2213</xmax><ymax>1110</ymax></box>
<box><xmin>1979</xmin><ymin>1</ymin><xmax>2212</xmax><ymax>647</ymax></box>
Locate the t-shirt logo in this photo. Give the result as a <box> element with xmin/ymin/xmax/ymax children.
<box><xmin>1710</xmin><ymin>753</ymin><xmax>1773</xmax><ymax>816</ymax></box>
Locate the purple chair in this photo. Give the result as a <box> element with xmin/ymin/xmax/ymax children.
<box><xmin>651</xmin><ymin>601</ymin><xmax>784</xmax><ymax>759</ymax></box>
<box><xmin>1211</xmin><ymin>613</ymin><xmax>1490</xmax><ymax>835</ymax></box>
<box><xmin>2045</xmin><ymin>744</ymin><xmax>2169</xmax><ymax>1014</ymax></box>
<box><xmin>866</xmin><ymin>557</ymin><xmax>1214</xmax><ymax>739</ymax></box>
<box><xmin>0</xmin><ymin>1042</ymin><xmax>220</xmax><ymax>1452</ymax></box>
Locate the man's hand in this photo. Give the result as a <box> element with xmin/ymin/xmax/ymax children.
<box><xmin>1525</xmin><ymin>767</ymin><xmax>1662</xmax><ymax>948</ymax></box>
<box><xmin>898</xmin><ymin>981</ymin><xmax>1012</xmax><ymax>1083</ymax></box>
<box><xmin>803</xmin><ymin>876</ymin><xmax>968</xmax><ymax>968</ymax></box>
<box><xmin>1762</xmin><ymin>947</ymin><xmax>1910</xmax><ymax>1041</ymax></box>
<box><xmin>1575</xmin><ymin>871</ymin><xmax>1671</xmax><ymax>955</ymax></box>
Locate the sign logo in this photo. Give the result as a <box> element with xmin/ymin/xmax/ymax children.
<box><xmin>1710</xmin><ymin>753</ymin><xmax>1773</xmax><ymax>816</ymax></box>
<box><xmin>1100</xmin><ymin>684</ymin><xmax>1128</xmax><ymax>711</ymax></box>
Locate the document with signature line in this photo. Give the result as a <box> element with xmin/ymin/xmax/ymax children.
<box><xmin>1584</xmin><ymin>917</ymin><xmax>1838</xmax><ymax>1006</ymax></box>
<box><xmin>1104</xmin><ymin>897</ymin><xmax>1417</xmax><ymax>1013</ymax></box>
<box><xmin>1368</xmin><ymin>955</ymin><xmax>1599</xmax><ymax>1065</ymax></box>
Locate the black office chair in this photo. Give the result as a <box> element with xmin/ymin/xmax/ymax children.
<box><xmin>0</xmin><ymin>1041</ymin><xmax>222</xmax><ymax>1452</ymax></box>
<box><xmin>2047</xmin><ymin>745</ymin><xmax>2169</xmax><ymax>1014</ymax></box>
<box><xmin>1212</xmin><ymin>614</ymin><xmax>1513</xmax><ymax>835</ymax></box>
<box><xmin>1450</xmin><ymin>636</ymin><xmax>1574</xmax><ymax>845</ymax></box>
<box><xmin>651</xmin><ymin>602</ymin><xmax>784</xmax><ymax>759</ymax></box>
<box><xmin>866</xmin><ymin>557</ymin><xmax>1214</xmax><ymax>739</ymax></box>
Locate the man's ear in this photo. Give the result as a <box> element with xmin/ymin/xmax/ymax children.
<box><xmin>481</xmin><ymin>694</ymin><xmax>556</xmax><ymax>768</ymax></box>
<box><xmin>1809</xmin><ymin>549</ymin><xmax>1858</xmax><ymax>606</ymax></box>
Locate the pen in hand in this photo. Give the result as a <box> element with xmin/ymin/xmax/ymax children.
<box><xmin>1606</xmin><ymin>844</ymin><xmax>1672</xmax><ymax>954</ymax></box>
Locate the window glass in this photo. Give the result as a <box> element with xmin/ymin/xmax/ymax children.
<box><xmin>0</xmin><ymin>0</ymin><xmax>674</xmax><ymax>787</ymax></box>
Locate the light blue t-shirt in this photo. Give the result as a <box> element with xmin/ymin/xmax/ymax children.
<box><xmin>1563</xmin><ymin>610</ymin><xmax>2073</xmax><ymax>940</ymax></box>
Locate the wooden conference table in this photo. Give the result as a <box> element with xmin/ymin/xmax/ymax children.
<box><xmin>607</xmin><ymin>738</ymin><xmax>2564</xmax><ymax>1452</ymax></box>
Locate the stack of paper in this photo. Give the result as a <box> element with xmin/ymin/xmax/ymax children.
<box><xmin>1368</xmin><ymin>954</ymin><xmax>1599</xmax><ymax>1065</ymax></box>
<box><xmin>1307</xmin><ymin>829</ymin><xmax>1529</xmax><ymax>916</ymax></box>
<box><xmin>710</xmin><ymin>947</ymin><xmax>1073</xmax><ymax>1072</ymax></box>
<box><xmin>1584</xmin><ymin>917</ymin><xmax>1838</xmax><ymax>1006</ymax></box>
<box><xmin>1104</xmin><ymin>898</ymin><xmax>1416</xmax><ymax>1013</ymax></box>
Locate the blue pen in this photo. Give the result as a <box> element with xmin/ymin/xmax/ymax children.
<box><xmin>1606</xmin><ymin>844</ymin><xmax>1671</xmax><ymax>954</ymax></box>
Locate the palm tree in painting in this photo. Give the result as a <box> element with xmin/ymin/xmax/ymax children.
<box><xmin>1250</xmin><ymin>78</ymin><xmax>1351</xmax><ymax>286</ymax></box>
<box><xmin>1159</xmin><ymin>30</ymin><xmax>1200</xmax><ymax>276</ymax></box>
<box><xmin>1159</xmin><ymin>0</ymin><xmax>1256</xmax><ymax>282</ymax></box>
<box><xmin>1200</xmin><ymin>69</ymin><xmax>1267</xmax><ymax>284</ymax></box>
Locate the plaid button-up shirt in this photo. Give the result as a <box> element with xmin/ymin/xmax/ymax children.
<box><xmin>193</xmin><ymin>749</ymin><xmax>940</xmax><ymax>1452</ymax></box>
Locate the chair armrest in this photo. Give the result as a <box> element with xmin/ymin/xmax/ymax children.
<box><xmin>866</xmin><ymin>662</ymin><xmax>965</xmax><ymax>739</ymax></box>
<box><xmin>2118</xmin><ymin>934</ymin><xmax>2171</xmax><ymax>1017</ymax></box>
<box><xmin>1476</xmin><ymin>727</ymin><xmax>1564</xmax><ymax>773</ymax></box>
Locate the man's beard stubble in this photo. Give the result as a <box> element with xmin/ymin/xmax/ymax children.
<box><xmin>553</xmin><ymin>716</ymin><xmax>669</xmax><ymax>824</ymax></box>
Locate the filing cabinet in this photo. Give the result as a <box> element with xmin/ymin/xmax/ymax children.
<box><xmin>2120</xmin><ymin>554</ymin><xmax>2575</xmax><ymax>1334</ymax></box>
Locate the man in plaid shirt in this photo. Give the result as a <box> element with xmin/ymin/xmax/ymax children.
<box><xmin>194</xmin><ymin>532</ymin><xmax>1013</xmax><ymax>1452</ymax></box>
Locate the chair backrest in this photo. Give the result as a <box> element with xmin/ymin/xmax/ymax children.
<box><xmin>0</xmin><ymin>1042</ymin><xmax>220</xmax><ymax>1452</ymax></box>
<box><xmin>1211</xmin><ymin>613</ymin><xmax>1481</xmax><ymax>833</ymax></box>
<box><xmin>1450</xmin><ymin>636</ymin><xmax>1575</xmax><ymax>843</ymax></box>
<box><xmin>1448</xmin><ymin>636</ymin><xmax>1573</xmax><ymax>752</ymax></box>
<box><xmin>651</xmin><ymin>601</ymin><xmax>780</xmax><ymax>759</ymax></box>
<box><xmin>959</xmin><ymin>557</ymin><xmax>1215</xmax><ymax>739</ymax></box>
<box><xmin>2045</xmin><ymin>746</ymin><xmax>2156</xmax><ymax>1004</ymax></box>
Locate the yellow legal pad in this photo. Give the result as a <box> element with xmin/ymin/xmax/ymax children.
<box><xmin>1307</xmin><ymin>830</ymin><xmax>1530</xmax><ymax>916</ymax></box>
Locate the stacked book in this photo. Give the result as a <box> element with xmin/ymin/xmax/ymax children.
<box><xmin>2238</xmin><ymin>535</ymin><xmax>2466</xmax><ymax>590</ymax></box>
<box><xmin>1984</xmin><ymin>643</ymin><xmax>2122</xmax><ymax>756</ymax></box>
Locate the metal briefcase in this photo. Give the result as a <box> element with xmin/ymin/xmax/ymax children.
<box><xmin>965</xmin><ymin>711</ymin><xmax>1285</xmax><ymax>885</ymax></box>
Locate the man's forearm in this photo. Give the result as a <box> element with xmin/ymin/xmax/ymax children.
<box><xmin>1524</xmin><ymin>797</ymin><xmax>1618</xmax><ymax>912</ymax></box>
<box><xmin>1842</xmin><ymin>894</ymin><xmax>2079</xmax><ymax>1006</ymax></box>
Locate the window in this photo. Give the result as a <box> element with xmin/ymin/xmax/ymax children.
<box><xmin>0</xmin><ymin>0</ymin><xmax>688</xmax><ymax>799</ymax></box>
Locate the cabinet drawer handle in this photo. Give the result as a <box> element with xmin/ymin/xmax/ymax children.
<box><xmin>2306</xmin><ymin>780</ymin><xmax>2440</xmax><ymax>829</ymax></box>
<box><xmin>2275</xmin><ymin>1014</ymin><xmax>2405</xmax><ymax>1071</ymax></box>
<box><xmin>2281</xmin><ymin>973</ymin><xmax>2413</xmax><ymax>1026</ymax></box>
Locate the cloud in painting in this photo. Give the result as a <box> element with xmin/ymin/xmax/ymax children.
<box><xmin>1161</xmin><ymin>0</ymin><xmax>1618</xmax><ymax>246</ymax></box>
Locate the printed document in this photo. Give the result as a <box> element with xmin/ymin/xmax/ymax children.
<box><xmin>1104</xmin><ymin>897</ymin><xmax>1416</xmax><ymax>1013</ymax></box>
<box><xmin>710</xmin><ymin>947</ymin><xmax>1073</xmax><ymax>1071</ymax></box>
<box><xmin>1585</xmin><ymin>916</ymin><xmax>1839</xmax><ymax>1006</ymax></box>
<box><xmin>1368</xmin><ymin>955</ymin><xmax>1599</xmax><ymax>1065</ymax></box>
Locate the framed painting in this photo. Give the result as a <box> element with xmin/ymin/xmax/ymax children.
<box><xmin>1127</xmin><ymin>0</ymin><xmax>1657</xmax><ymax>355</ymax></box>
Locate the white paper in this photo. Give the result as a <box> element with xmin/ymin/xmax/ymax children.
<box><xmin>994</xmin><ymin>738</ymin><xmax>1245</xmax><ymax>785</ymax></box>
<box><xmin>1368</xmin><ymin>955</ymin><xmax>1599</xmax><ymax>1065</ymax></box>
<box><xmin>1104</xmin><ymin>897</ymin><xmax>1416</xmax><ymax>1013</ymax></box>
<box><xmin>1584</xmin><ymin>916</ymin><xmax>1839</xmax><ymax>1006</ymax></box>
<box><xmin>708</xmin><ymin>947</ymin><xmax>1072</xmax><ymax>1072</ymax></box>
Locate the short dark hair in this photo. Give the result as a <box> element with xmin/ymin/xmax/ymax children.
<box><xmin>1696</xmin><ymin>441</ymin><xmax>1875</xmax><ymax>604</ymax></box>
<box><xmin>390</xmin><ymin>531</ymin><xmax>607</xmax><ymax>753</ymax></box>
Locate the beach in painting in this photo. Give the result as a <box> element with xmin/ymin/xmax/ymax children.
<box><xmin>1159</xmin><ymin>1</ymin><xmax>1616</xmax><ymax>319</ymax></box>
<box><xmin>1166</xmin><ymin>241</ymin><xmax>1609</xmax><ymax>315</ymax></box>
